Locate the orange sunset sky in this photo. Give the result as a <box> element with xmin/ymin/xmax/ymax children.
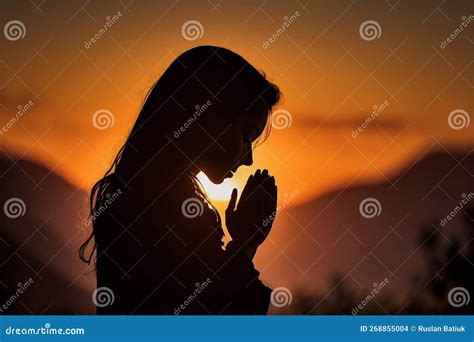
<box><xmin>1</xmin><ymin>0</ymin><xmax>472</xmax><ymax>209</ymax></box>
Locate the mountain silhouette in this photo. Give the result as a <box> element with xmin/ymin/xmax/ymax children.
<box><xmin>0</xmin><ymin>148</ymin><xmax>94</xmax><ymax>314</ymax></box>
<box><xmin>257</xmin><ymin>148</ymin><xmax>473</xmax><ymax>314</ymax></box>
<box><xmin>1</xmin><ymin>147</ymin><xmax>472</xmax><ymax>314</ymax></box>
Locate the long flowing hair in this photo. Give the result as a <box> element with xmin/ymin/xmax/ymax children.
<box><xmin>79</xmin><ymin>46</ymin><xmax>280</xmax><ymax>269</ymax></box>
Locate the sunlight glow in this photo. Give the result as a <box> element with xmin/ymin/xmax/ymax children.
<box><xmin>196</xmin><ymin>171</ymin><xmax>236</xmax><ymax>201</ymax></box>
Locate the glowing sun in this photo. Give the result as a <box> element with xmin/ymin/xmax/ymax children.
<box><xmin>196</xmin><ymin>171</ymin><xmax>236</xmax><ymax>201</ymax></box>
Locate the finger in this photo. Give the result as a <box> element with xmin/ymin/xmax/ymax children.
<box><xmin>264</xmin><ymin>181</ymin><xmax>276</xmax><ymax>214</ymax></box>
<box><xmin>256</xmin><ymin>169</ymin><xmax>268</xmax><ymax>185</ymax></box>
<box><xmin>240</xmin><ymin>175</ymin><xmax>254</xmax><ymax>202</ymax></box>
<box><xmin>243</xmin><ymin>174</ymin><xmax>253</xmax><ymax>189</ymax></box>
<box><xmin>264</xmin><ymin>174</ymin><xmax>273</xmax><ymax>190</ymax></box>
<box><xmin>256</xmin><ymin>182</ymin><xmax>266</xmax><ymax>213</ymax></box>
<box><xmin>272</xmin><ymin>186</ymin><xmax>278</xmax><ymax>212</ymax></box>
<box><xmin>245</xmin><ymin>170</ymin><xmax>265</xmax><ymax>201</ymax></box>
<box><xmin>269</xmin><ymin>176</ymin><xmax>275</xmax><ymax>187</ymax></box>
<box><xmin>264</xmin><ymin>196</ymin><xmax>272</xmax><ymax>216</ymax></box>
<box><xmin>263</xmin><ymin>208</ymin><xmax>272</xmax><ymax>231</ymax></box>
<box><xmin>265</xmin><ymin>174</ymin><xmax>274</xmax><ymax>198</ymax></box>
<box><xmin>255</xmin><ymin>171</ymin><xmax>269</xmax><ymax>192</ymax></box>
<box><xmin>262</xmin><ymin>176</ymin><xmax>272</xmax><ymax>211</ymax></box>
<box><xmin>225</xmin><ymin>188</ymin><xmax>238</xmax><ymax>217</ymax></box>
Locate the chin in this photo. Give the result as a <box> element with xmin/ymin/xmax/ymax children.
<box><xmin>212</xmin><ymin>176</ymin><xmax>226</xmax><ymax>184</ymax></box>
<box><xmin>211</xmin><ymin>172</ymin><xmax>231</xmax><ymax>184</ymax></box>
<box><xmin>203</xmin><ymin>173</ymin><xmax>221</xmax><ymax>184</ymax></box>
<box><xmin>200</xmin><ymin>167</ymin><xmax>232</xmax><ymax>184</ymax></box>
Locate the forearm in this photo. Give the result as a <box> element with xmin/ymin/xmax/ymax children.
<box><xmin>214</xmin><ymin>241</ymin><xmax>271</xmax><ymax>314</ymax></box>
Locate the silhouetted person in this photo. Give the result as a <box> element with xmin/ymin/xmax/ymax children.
<box><xmin>79</xmin><ymin>46</ymin><xmax>280</xmax><ymax>314</ymax></box>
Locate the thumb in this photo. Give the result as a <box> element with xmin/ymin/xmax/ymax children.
<box><xmin>226</xmin><ymin>188</ymin><xmax>238</xmax><ymax>215</ymax></box>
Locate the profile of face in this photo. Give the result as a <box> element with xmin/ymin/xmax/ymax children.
<box><xmin>119</xmin><ymin>46</ymin><xmax>279</xmax><ymax>185</ymax></box>
<box><xmin>195</xmin><ymin>109</ymin><xmax>268</xmax><ymax>184</ymax></box>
